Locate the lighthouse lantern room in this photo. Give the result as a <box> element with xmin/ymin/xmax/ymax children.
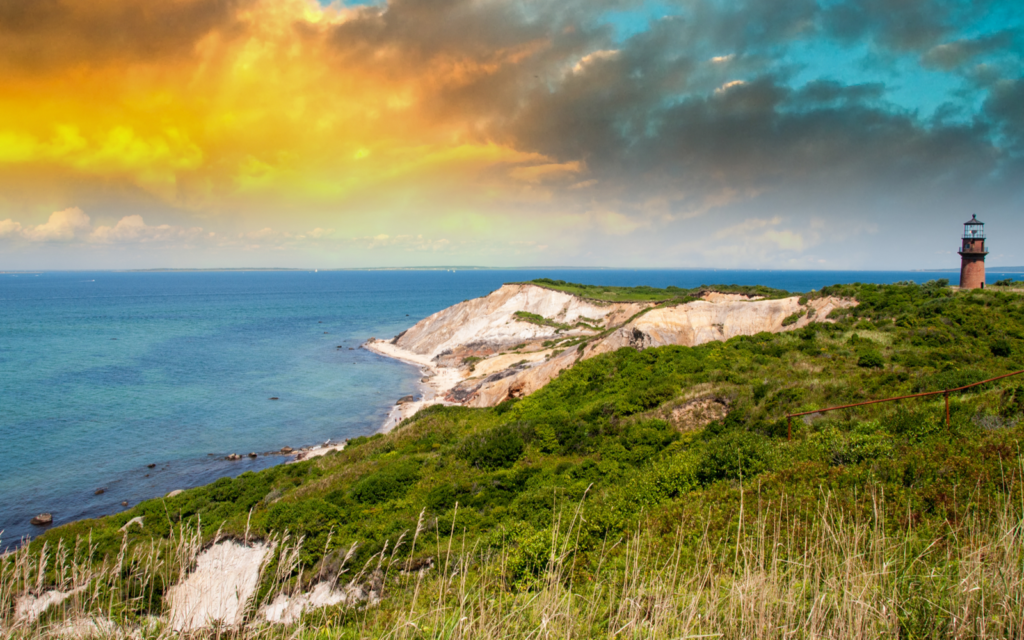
<box><xmin>958</xmin><ymin>214</ymin><xmax>988</xmax><ymax>290</ymax></box>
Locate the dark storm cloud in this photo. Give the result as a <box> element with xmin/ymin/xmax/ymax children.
<box><xmin>922</xmin><ymin>31</ymin><xmax>1017</xmax><ymax>70</ymax></box>
<box><xmin>984</xmin><ymin>78</ymin><xmax>1024</xmax><ymax>145</ymax></box>
<box><xmin>821</xmin><ymin>0</ymin><xmax>958</xmax><ymax>51</ymax></box>
<box><xmin>308</xmin><ymin>0</ymin><xmax>1023</xmax><ymax>213</ymax></box>
<box><xmin>0</xmin><ymin>0</ymin><xmax>249</xmax><ymax>72</ymax></box>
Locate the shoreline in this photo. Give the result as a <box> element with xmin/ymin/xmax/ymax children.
<box><xmin>8</xmin><ymin>345</ymin><xmax>430</xmax><ymax>546</ymax></box>
<box><xmin>363</xmin><ymin>339</ymin><xmax>464</xmax><ymax>431</ymax></box>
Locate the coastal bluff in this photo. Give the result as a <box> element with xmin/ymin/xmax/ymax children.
<box><xmin>366</xmin><ymin>283</ymin><xmax>855</xmax><ymax>416</ymax></box>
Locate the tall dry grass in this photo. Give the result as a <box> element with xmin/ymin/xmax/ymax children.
<box><xmin>4</xmin><ymin>475</ymin><xmax>1024</xmax><ymax>639</ymax></box>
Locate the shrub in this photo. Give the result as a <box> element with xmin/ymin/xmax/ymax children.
<box><xmin>504</xmin><ymin>524</ymin><xmax>551</xmax><ymax>590</ymax></box>
<box><xmin>858</xmin><ymin>351</ymin><xmax>885</xmax><ymax>368</ymax></box>
<box><xmin>601</xmin><ymin>419</ymin><xmax>678</xmax><ymax>466</ymax></box>
<box><xmin>697</xmin><ymin>430</ymin><xmax>774</xmax><ymax>483</ymax></box>
<box><xmin>350</xmin><ymin>461</ymin><xmax>421</xmax><ymax>504</ymax></box>
<box><xmin>1000</xmin><ymin>385</ymin><xmax>1024</xmax><ymax>418</ymax></box>
<box><xmin>459</xmin><ymin>424</ymin><xmax>526</xmax><ymax>469</ymax></box>
<box><xmin>782</xmin><ymin>311</ymin><xmax>806</xmax><ymax>326</ymax></box>
<box><xmin>881</xmin><ymin>406</ymin><xmax>939</xmax><ymax>440</ymax></box>
<box><xmin>990</xmin><ymin>339</ymin><xmax>1012</xmax><ymax>358</ymax></box>
<box><xmin>913</xmin><ymin>369</ymin><xmax>990</xmax><ymax>393</ymax></box>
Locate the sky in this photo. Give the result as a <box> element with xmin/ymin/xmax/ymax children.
<box><xmin>0</xmin><ymin>0</ymin><xmax>1021</xmax><ymax>270</ymax></box>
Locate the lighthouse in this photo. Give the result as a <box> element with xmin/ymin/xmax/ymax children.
<box><xmin>958</xmin><ymin>215</ymin><xmax>988</xmax><ymax>290</ymax></box>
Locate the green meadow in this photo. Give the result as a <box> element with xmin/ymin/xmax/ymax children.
<box><xmin>6</xmin><ymin>280</ymin><xmax>1024</xmax><ymax>639</ymax></box>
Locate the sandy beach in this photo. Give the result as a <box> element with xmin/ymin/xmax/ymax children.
<box><xmin>363</xmin><ymin>338</ymin><xmax>464</xmax><ymax>431</ymax></box>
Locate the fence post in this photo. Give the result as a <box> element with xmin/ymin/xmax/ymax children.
<box><xmin>945</xmin><ymin>390</ymin><xmax>950</xmax><ymax>426</ymax></box>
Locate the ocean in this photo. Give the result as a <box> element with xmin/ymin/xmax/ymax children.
<box><xmin>1</xmin><ymin>268</ymin><xmax>1018</xmax><ymax>546</ymax></box>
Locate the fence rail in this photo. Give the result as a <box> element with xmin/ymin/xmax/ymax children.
<box><xmin>785</xmin><ymin>369</ymin><xmax>1024</xmax><ymax>439</ymax></box>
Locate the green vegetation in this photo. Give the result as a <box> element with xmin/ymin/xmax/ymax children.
<box><xmin>526</xmin><ymin>277</ymin><xmax>793</xmax><ymax>302</ymax></box>
<box><xmin>7</xmin><ymin>281</ymin><xmax>1024</xmax><ymax>638</ymax></box>
<box><xmin>512</xmin><ymin>311</ymin><xmax>600</xmax><ymax>332</ymax></box>
<box><xmin>512</xmin><ymin>310</ymin><xmax>571</xmax><ymax>330</ymax></box>
<box><xmin>781</xmin><ymin>309</ymin><xmax>806</xmax><ymax>326</ymax></box>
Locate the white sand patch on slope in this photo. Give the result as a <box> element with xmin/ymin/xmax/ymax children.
<box><xmin>262</xmin><ymin>582</ymin><xmax>367</xmax><ymax>625</ymax></box>
<box><xmin>166</xmin><ymin>540</ymin><xmax>273</xmax><ymax>632</ymax></box>
<box><xmin>14</xmin><ymin>585</ymin><xmax>87</xmax><ymax>624</ymax></box>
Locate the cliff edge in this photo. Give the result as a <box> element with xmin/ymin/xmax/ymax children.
<box><xmin>365</xmin><ymin>283</ymin><xmax>855</xmax><ymax>420</ymax></box>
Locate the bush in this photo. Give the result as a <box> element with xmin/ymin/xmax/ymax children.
<box><xmin>990</xmin><ymin>339</ymin><xmax>1012</xmax><ymax>358</ymax></box>
<box><xmin>459</xmin><ymin>424</ymin><xmax>526</xmax><ymax>469</ymax></box>
<box><xmin>600</xmin><ymin>419</ymin><xmax>678</xmax><ymax>466</ymax></box>
<box><xmin>881</xmin><ymin>406</ymin><xmax>940</xmax><ymax>440</ymax></box>
<box><xmin>697</xmin><ymin>430</ymin><xmax>774</xmax><ymax>483</ymax></box>
<box><xmin>782</xmin><ymin>311</ymin><xmax>805</xmax><ymax>326</ymax></box>
<box><xmin>350</xmin><ymin>461</ymin><xmax>421</xmax><ymax>504</ymax></box>
<box><xmin>913</xmin><ymin>369</ymin><xmax>990</xmax><ymax>393</ymax></box>
<box><xmin>504</xmin><ymin>524</ymin><xmax>551</xmax><ymax>590</ymax></box>
<box><xmin>857</xmin><ymin>351</ymin><xmax>885</xmax><ymax>368</ymax></box>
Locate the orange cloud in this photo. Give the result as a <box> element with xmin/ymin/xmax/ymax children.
<box><xmin>0</xmin><ymin>0</ymin><xmax>578</xmax><ymax>225</ymax></box>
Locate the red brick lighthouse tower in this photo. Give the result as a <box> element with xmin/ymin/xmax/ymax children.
<box><xmin>958</xmin><ymin>214</ymin><xmax>988</xmax><ymax>289</ymax></box>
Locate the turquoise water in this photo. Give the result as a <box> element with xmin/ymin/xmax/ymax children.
<box><xmin>1</xmin><ymin>268</ymin><xmax>1015</xmax><ymax>546</ymax></box>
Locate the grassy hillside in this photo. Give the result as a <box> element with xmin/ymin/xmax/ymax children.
<box><xmin>6</xmin><ymin>281</ymin><xmax>1024</xmax><ymax>638</ymax></box>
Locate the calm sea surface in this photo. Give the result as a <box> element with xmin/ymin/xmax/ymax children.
<box><xmin>1</xmin><ymin>268</ymin><xmax>1017</xmax><ymax>546</ymax></box>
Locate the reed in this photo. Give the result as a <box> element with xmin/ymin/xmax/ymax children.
<box><xmin>4</xmin><ymin>460</ymin><xmax>1024</xmax><ymax>640</ymax></box>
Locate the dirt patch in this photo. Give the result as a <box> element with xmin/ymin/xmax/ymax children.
<box><xmin>669</xmin><ymin>397</ymin><xmax>729</xmax><ymax>432</ymax></box>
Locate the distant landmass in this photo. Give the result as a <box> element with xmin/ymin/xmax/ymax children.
<box><xmin>123</xmin><ymin>266</ymin><xmax>613</xmax><ymax>272</ymax></box>
<box><xmin>916</xmin><ymin>266</ymin><xmax>1024</xmax><ymax>273</ymax></box>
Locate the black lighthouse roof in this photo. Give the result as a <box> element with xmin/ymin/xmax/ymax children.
<box><xmin>965</xmin><ymin>214</ymin><xmax>984</xmax><ymax>225</ymax></box>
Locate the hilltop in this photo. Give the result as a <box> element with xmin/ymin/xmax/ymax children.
<box><xmin>5</xmin><ymin>279</ymin><xmax>1024</xmax><ymax>638</ymax></box>
<box><xmin>366</xmin><ymin>280</ymin><xmax>854</xmax><ymax>417</ymax></box>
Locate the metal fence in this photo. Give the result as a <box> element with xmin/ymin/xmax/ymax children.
<box><xmin>785</xmin><ymin>369</ymin><xmax>1024</xmax><ymax>439</ymax></box>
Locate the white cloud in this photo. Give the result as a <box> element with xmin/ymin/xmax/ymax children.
<box><xmin>714</xmin><ymin>80</ymin><xmax>746</xmax><ymax>94</ymax></box>
<box><xmin>21</xmin><ymin>207</ymin><xmax>92</xmax><ymax>242</ymax></box>
<box><xmin>0</xmin><ymin>208</ymin><xmax>204</xmax><ymax>245</ymax></box>
<box><xmin>573</xmin><ymin>50</ymin><xmax>620</xmax><ymax>74</ymax></box>
<box><xmin>356</xmin><ymin>234</ymin><xmax>452</xmax><ymax>251</ymax></box>
<box><xmin>90</xmin><ymin>215</ymin><xmax>203</xmax><ymax>243</ymax></box>
<box><xmin>303</xmin><ymin>227</ymin><xmax>334</xmax><ymax>239</ymax></box>
<box><xmin>0</xmin><ymin>219</ymin><xmax>23</xmax><ymax>237</ymax></box>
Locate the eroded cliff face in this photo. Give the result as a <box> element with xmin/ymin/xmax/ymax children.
<box><xmin>367</xmin><ymin>284</ymin><xmax>856</xmax><ymax>412</ymax></box>
<box><xmin>392</xmin><ymin>283</ymin><xmax>649</xmax><ymax>360</ymax></box>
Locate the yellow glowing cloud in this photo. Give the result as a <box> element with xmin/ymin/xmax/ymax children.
<box><xmin>0</xmin><ymin>0</ymin><xmax>572</xmax><ymax>228</ymax></box>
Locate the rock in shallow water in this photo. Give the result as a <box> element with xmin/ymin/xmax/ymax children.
<box><xmin>30</xmin><ymin>513</ymin><xmax>52</xmax><ymax>526</ymax></box>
